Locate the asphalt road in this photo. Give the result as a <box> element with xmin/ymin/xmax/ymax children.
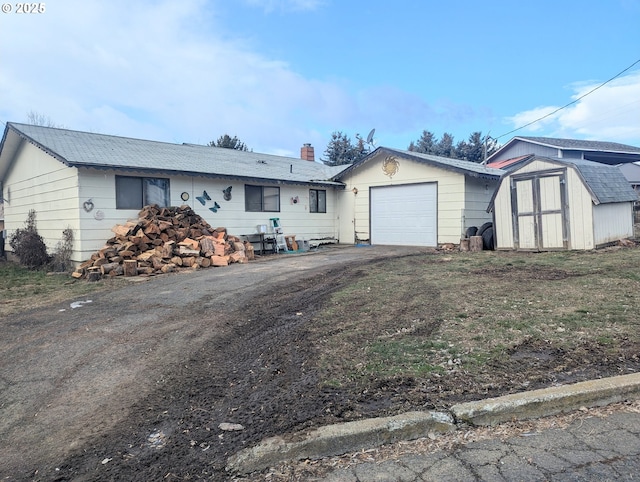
<box><xmin>318</xmin><ymin>410</ymin><xmax>640</xmax><ymax>481</ymax></box>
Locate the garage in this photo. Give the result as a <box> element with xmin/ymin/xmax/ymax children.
<box><xmin>370</xmin><ymin>182</ymin><xmax>437</xmax><ymax>246</ymax></box>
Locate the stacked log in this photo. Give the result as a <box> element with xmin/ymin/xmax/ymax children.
<box><xmin>72</xmin><ymin>204</ymin><xmax>249</xmax><ymax>280</ymax></box>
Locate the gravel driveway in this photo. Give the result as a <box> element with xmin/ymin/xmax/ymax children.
<box><xmin>0</xmin><ymin>245</ymin><xmax>426</xmax><ymax>480</ymax></box>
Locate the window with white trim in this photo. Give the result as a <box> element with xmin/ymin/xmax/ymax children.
<box><xmin>245</xmin><ymin>185</ymin><xmax>280</xmax><ymax>212</ymax></box>
<box><xmin>309</xmin><ymin>189</ymin><xmax>326</xmax><ymax>213</ymax></box>
<box><xmin>116</xmin><ymin>176</ymin><xmax>170</xmax><ymax>209</ymax></box>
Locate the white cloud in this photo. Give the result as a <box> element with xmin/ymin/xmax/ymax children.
<box><xmin>242</xmin><ymin>0</ymin><xmax>326</xmax><ymax>13</ymax></box>
<box><xmin>0</xmin><ymin>0</ymin><xmax>466</xmax><ymax>156</ymax></box>
<box><xmin>505</xmin><ymin>70</ymin><xmax>640</xmax><ymax>145</ymax></box>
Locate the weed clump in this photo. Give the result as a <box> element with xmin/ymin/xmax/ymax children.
<box><xmin>49</xmin><ymin>227</ymin><xmax>74</xmax><ymax>272</ymax></box>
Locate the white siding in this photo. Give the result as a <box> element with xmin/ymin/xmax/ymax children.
<box><xmin>75</xmin><ymin>170</ymin><xmax>339</xmax><ymax>261</ymax></box>
<box><xmin>337</xmin><ymin>154</ymin><xmax>468</xmax><ymax>244</ymax></box>
<box><xmin>593</xmin><ymin>202</ymin><xmax>633</xmax><ymax>246</ymax></box>
<box><xmin>464</xmin><ymin>177</ymin><xmax>498</xmax><ymax>233</ymax></box>
<box><xmin>491</xmin><ymin>142</ymin><xmax>559</xmax><ymax>162</ymax></box>
<box><xmin>3</xmin><ymin>140</ymin><xmax>80</xmax><ymax>256</ymax></box>
<box><xmin>564</xmin><ymin>167</ymin><xmax>594</xmax><ymax>250</ymax></box>
<box><xmin>492</xmin><ymin>176</ymin><xmax>514</xmax><ymax>249</ymax></box>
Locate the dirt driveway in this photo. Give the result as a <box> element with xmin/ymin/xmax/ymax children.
<box><xmin>0</xmin><ymin>245</ymin><xmax>428</xmax><ymax>480</ymax></box>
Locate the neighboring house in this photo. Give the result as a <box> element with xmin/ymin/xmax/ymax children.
<box><xmin>617</xmin><ymin>162</ymin><xmax>640</xmax><ymax>223</ymax></box>
<box><xmin>617</xmin><ymin>162</ymin><xmax>640</xmax><ymax>193</ymax></box>
<box><xmin>486</xmin><ymin>136</ymin><xmax>640</xmax><ymax>167</ymax></box>
<box><xmin>488</xmin><ymin>156</ymin><xmax>638</xmax><ymax>251</ymax></box>
<box><xmin>332</xmin><ymin>147</ymin><xmax>503</xmax><ymax>246</ymax></box>
<box><xmin>0</xmin><ymin>122</ymin><xmax>344</xmax><ymax>263</ymax></box>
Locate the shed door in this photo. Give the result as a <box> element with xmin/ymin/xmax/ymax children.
<box><xmin>512</xmin><ymin>170</ymin><xmax>568</xmax><ymax>250</ymax></box>
<box><xmin>371</xmin><ymin>183</ymin><xmax>437</xmax><ymax>246</ymax></box>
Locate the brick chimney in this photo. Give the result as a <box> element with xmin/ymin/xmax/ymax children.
<box><xmin>300</xmin><ymin>143</ymin><xmax>315</xmax><ymax>161</ymax></box>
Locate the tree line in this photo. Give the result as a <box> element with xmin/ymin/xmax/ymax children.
<box><xmin>210</xmin><ymin>130</ymin><xmax>498</xmax><ymax>166</ymax></box>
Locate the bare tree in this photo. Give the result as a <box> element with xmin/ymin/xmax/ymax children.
<box><xmin>26</xmin><ymin>110</ymin><xmax>63</xmax><ymax>128</ymax></box>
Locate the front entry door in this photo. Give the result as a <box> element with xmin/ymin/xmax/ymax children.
<box><xmin>512</xmin><ymin>169</ymin><xmax>569</xmax><ymax>250</ymax></box>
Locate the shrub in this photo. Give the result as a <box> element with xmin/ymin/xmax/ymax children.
<box><xmin>8</xmin><ymin>210</ymin><xmax>50</xmax><ymax>269</ymax></box>
<box><xmin>49</xmin><ymin>227</ymin><xmax>74</xmax><ymax>272</ymax></box>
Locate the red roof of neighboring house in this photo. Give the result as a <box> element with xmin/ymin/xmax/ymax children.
<box><xmin>486</xmin><ymin>154</ymin><xmax>533</xmax><ymax>170</ymax></box>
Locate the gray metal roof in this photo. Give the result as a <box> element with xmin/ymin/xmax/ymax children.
<box><xmin>0</xmin><ymin>122</ymin><xmax>345</xmax><ymax>186</ymax></box>
<box><xmin>333</xmin><ymin>147</ymin><xmax>504</xmax><ymax>181</ymax></box>
<box><xmin>514</xmin><ymin>136</ymin><xmax>640</xmax><ymax>154</ymax></box>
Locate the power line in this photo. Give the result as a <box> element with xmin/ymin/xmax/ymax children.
<box><xmin>496</xmin><ymin>58</ymin><xmax>640</xmax><ymax>140</ymax></box>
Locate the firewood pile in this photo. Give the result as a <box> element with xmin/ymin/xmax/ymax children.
<box><xmin>72</xmin><ymin>205</ymin><xmax>255</xmax><ymax>281</ymax></box>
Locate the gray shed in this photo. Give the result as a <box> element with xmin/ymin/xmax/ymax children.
<box><xmin>488</xmin><ymin>156</ymin><xmax>638</xmax><ymax>250</ymax></box>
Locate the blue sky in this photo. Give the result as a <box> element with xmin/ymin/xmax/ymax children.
<box><xmin>1</xmin><ymin>0</ymin><xmax>639</xmax><ymax>159</ymax></box>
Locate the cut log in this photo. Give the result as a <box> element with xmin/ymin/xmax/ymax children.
<box><xmin>161</xmin><ymin>241</ymin><xmax>175</xmax><ymax>258</ymax></box>
<box><xmin>157</xmin><ymin>220</ymin><xmax>173</xmax><ymax>231</ymax></box>
<box><xmin>79</xmin><ymin>258</ymin><xmax>94</xmax><ymax>269</ymax></box>
<box><xmin>214</xmin><ymin>243</ymin><xmax>226</xmax><ymax>257</ymax></box>
<box><xmin>109</xmin><ymin>265</ymin><xmax>124</xmax><ymax>276</ymax></box>
<box><xmin>459</xmin><ymin>238</ymin><xmax>470</xmax><ymax>252</ymax></box>
<box><xmin>100</xmin><ymin>262</ymin><xmax>122</xmax><ymax>275</ymax></box>
<box><xmin>244</xmin><ymin>242</ymin><xmax>255</xmax><ymax>261</ymax></box>
<box><xmin>179</xmin><ymin>246</ymin><xmax>200</xmax><ymax>256</ymax></box>
<box><xmin>470</xmin><ymin>236</ymin><xmax>483</xmax><ymax>252</ymax></box>
<box><xmin>170</xmin><ymin>256</ymin><xmax>183</xmax><ymax>266</ymax></box>
<box><xmin>123</xmin><ymin>260</ymin><xmax>138</xmax><ymax>277</ymax></box>
<box><xmin>144</xmin><ymin>222</ymin><xmax>161</xmax><ymax>235</ymax></box>
<box><xmin>178</xmin><ymin>237</ymin><xmax>199</xmax><ymax>250</ymax></box>
<box><xmin>137</xmin><ymin>251</ymin><xmax>156</xmax><ymax>262</ymax></box>
<box><xmin>182</xmin><ymin>256</ymin><xmax>196</xmax><ymax>267</ymax></box>
<box><xmin>160</xmin><ymin>263</ymin><xmax>176</xmax><ymax>274</ymax></box>
<box><xmin>200</xmin><ymin>236</ymin><xmax>216</xmax><ymax>254</ymax></box>
<box><xmin>92</xmin><ymin>258</ymin><xmax>109</xmax><ymax>267</ymax></box>
<box><xmin>229</xmin><ymin>251</ymin><xmax>246</xmax><ymax>264</ymax></box>
<box><xmin>197</xmin><ymin>257</ymin><xmax>211</xmax><ymax>268</ymax></box>
<box><xmin>111</xmin><ymin>224</ymin><xmax>132</xmax><ymax>237</ymax></box>
<box><xmin>210</xmin><ymin>255</ymin><xmax>228</xmax><ymax>267</ymax></box>
<box><xmin>151</xmin><ymin>257</ymin><xmax>165</xmax><ymax>270</ymax></box>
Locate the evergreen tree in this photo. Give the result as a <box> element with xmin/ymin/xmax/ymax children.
<box><xmin>322</xmin><ymin>131</ymin><xmax>370</xmax><ymax>166</ymax></box>
<box><xmin>209</xmin><ymin>134</ymin><xmax>249</xmax><ymax>151</ymax></box>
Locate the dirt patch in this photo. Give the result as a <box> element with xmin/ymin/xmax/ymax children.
<box><xmin>2</xmin><ymin>246</ymin><xmax>640</xmax><ymax>481</ymax></box>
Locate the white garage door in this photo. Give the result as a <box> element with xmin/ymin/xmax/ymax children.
<box><xmin>370</xmin><ymin>183</ymin><xmax>437</xmax><ymax>246</ymax></box>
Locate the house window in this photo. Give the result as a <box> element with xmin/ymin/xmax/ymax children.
<box><xmin>245</xmin><ymin>185</ymin><xmax>280</xmax><ymax>212</ymax></box>
<box><xmin>116</xmin><ymin>176</ymin><xmax>170</xmax><ymax>209</ymax></box>
<box><xmin>309</xmin><ymin>189</ymin><xmax>326</xmax><ymax>213</ymax></box>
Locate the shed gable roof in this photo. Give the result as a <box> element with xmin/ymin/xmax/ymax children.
<box><xmin>0</xmin><ymin>122</ymin><xmax>345</xmax><ymax>186</ymax></box>
<box><xmin>488</xmin><ymin>156</ymin><xmax>638</xmax><ymax>211</ymax></box>
<box><xmin>332</xmin><ymin>147</ymin><xmax>504</xmax><ymax>181</ymax></box>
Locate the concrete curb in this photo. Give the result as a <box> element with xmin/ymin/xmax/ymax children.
<box><xmin>226</xmin><ymin>373</ymin><xmax>640</xmax><ymax>475</ymax></box>
<box><xmin>226</xmin><ymin>411</ymin><xmax>455</xmax><ymax>474</ymax></box>
<box><xmin>451</xmin><ymin>372</ymin><xmax>640</xmax><ymax>426</ymax></box>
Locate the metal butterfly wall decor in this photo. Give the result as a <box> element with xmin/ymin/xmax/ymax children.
<box><xmin>196</xmin><ymin>190</ymin><xmax>211</xmax><ymax>205</ymax></box>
